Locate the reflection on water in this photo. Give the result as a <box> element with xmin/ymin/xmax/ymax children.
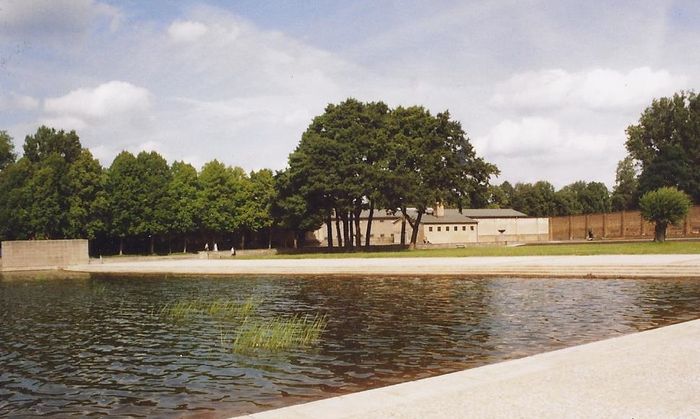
<box><xmin>1</xmin><ymin>274</ymin><xmax>699</xmax><ymax>417</ymax></box>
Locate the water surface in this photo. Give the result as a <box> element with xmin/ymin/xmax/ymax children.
<box><xmin>1</xmin><ymin>274</ymin><xmax>699</xmax><ymax>417</ymax></box>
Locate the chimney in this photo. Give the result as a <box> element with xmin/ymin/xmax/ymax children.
<box><xmin>436</xmin><ymin>202</ymin><xmax>445</xmax><ymax>217</ymax></box>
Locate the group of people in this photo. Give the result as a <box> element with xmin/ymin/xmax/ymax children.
<box><xmin>203</xmin><ymin>242</ymin><xmax>236</xmax><ymax>256</ymax></box>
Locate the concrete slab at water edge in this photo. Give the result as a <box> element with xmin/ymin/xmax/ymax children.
<box><xmin>235</xmin><ymin>319</ymin><xmax>700</xmax><ymax>419</ymax></box>
<box><xmin>64</xmin><ymin>254</ymin><xmax>700</xmax><ymax>278</ymax></box>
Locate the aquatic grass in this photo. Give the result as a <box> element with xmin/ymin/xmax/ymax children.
<box><xmin>230</xmin><ymin>314</ymin><xmax>328</xmax><ymax>353</ymax></box>
<box><xmin>158</xmin><ymin>297</ymin><xmax>260</xmax><ymax>322</ymax></box>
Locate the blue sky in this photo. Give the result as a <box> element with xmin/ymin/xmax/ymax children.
<box><xmin>1</xmin><ymin>0</ymin><xmax>698</xmax><ymax>186</ymax></box>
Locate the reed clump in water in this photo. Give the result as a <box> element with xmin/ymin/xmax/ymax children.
<box><xmin>158</xmin><ymin>297</ymin><xmax>328</xmax><ymax>353</ymax></box>
<box><xmin>158</xmin><ymin>297</ymin><xmax>259</xmax><ymax>322</ymax></box>
<box><xmin>230</xmin><ymin>314</ymin><xmax>328</xmax><ymax>353</ymax></box>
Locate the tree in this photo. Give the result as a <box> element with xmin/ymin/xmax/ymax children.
<box><xmin>511</xmin><ymin>181</ymin><xmax>558</xmax><ymax>217</ymax></box>
<box><xmin>106</xmin><ymin>151</ymin><xmax>140</xmax><ymax>255</ymax></box>
<box><xmin>130</xmin><ymin>151</ymin><xmax>172</xmax><ymax>254</ymax></box>
<box><xmin>639</xmin><ymin>187</ymin><xmax>692</xmax><ymax>242</ymax></box>
<box><xmin>0</xmin><ymin>131</ymin><xmax>16</xmax><ymax>171</ymax></box>
<box><xmin>385</xmin><ymin>107</ymin><xmax>498</xmax><ymax>247</ymax></box>
<box><xmin>611</xmin><ymin>157</ymin><xmax>639</xmax><ymax>211</ymax></box>
<box><xmin>626</xmin><ymin>91</ymin><xmax>700</xmax><ymax>202</ymax></box>
<box><xmin>272</xmin><ymin>169</ymin><xmax>324</xmax><ymax>248</ymax></box>
<box><xmin>245</xmin><ymin>169</ymin><xmax>277</xmax><ymax>248</ymax></box>
<box><xmin>167</xmin><ymin>161</ymin><xmax>199</xmax><ymax>252</ymax></box>
<box><xmin>0</xmin><ymin>158</ymin><xmax>33</xmax><ymax>240</ymax></box>
<box><xmin>66</xmin><ymin>149</ymin><xmax>108</xmax><ymax>240</ymax></box>
<box><xmin>197</xmin><ymin>160</ymin><xmax>246</xmax><ymax>246</ymax></box>
<box><xmin>559</xmin><ymin>181</ymin><xmax>611</xmax><ymax>214</ymax></box>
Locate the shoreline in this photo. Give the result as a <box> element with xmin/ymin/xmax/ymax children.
<box><xmin>236</xmin><ymin>318</ymin><xmax>700</xmax><ymax>418</ymax></box>
<box><xmin>55</xmin><ymin>254</ymin><xmax>700</xmax><ymax>279</ymax></box>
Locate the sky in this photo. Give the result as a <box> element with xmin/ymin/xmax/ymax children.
<box><xmin>0</xmin><ymin>0</ymin><xmax>698</xmax><ymax>188</ymax></box>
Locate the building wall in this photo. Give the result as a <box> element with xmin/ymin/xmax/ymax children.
<box><xmin>422</xmin><ymin>223</ymin><xmax>478</xmax><ymax>244</ymax></box>
<box><xmin>1</xmin><ymin>239</ymin><xmax>89</xmax><ymax>270</ymax></box>
<box><xmin>549</xmin><ymin>205</ymin><xmax>700</xmax><ymax>241</ymax></box>
<box><xmin>476</xmin><ymin>218</ymin><xmax>550</xmax><ymax>243</ymax></box>
<box><xmin>311</xmin><ymin>218</ymin><xmax>399</xmax><ymax>246</ymax></box>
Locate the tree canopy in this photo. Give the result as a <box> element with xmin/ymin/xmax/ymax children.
<box><xmin>639</xmin><ymin>187</ymin><xmax>692</xmax><ymax>242</ymax></box>
<box><xmin>626</xmin><ymin>91</ymin><xmax>699</xmax><ymax>202</ymax></box>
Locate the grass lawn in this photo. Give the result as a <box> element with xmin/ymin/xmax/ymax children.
<box><xmin>239</xmin><ymin>240</ymin><xmax>700</xmax><ymax>259</ymax></box>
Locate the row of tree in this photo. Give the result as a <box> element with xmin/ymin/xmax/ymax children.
<box><xmin>0</xmin><ymin>127</ymin><xmax>277</xmax><ymax>254</ymax></box>
<box><xmin>0</xmin><ymin>91</ymin><xmax>697</xmax><ymax>252</ymax></box>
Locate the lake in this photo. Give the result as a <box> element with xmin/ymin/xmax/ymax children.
<box><xmin>1</xmin><ymin>273</ymin><xmax>699</xmax><ymax>417</ymax></box>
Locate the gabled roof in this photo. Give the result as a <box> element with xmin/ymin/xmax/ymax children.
<box><xmin>459</xmin><ymin>208</ymin><xmax>528</xmax><ymax>218</ymax></box>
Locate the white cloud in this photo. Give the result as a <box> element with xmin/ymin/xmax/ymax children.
<box><xmin>44</xmin><ymin>81</ymin><xmax>151</xmax><ymax>123</ymax></box>
<box><xmin>167</xmin><ymin>20</ymin><xmax>209</xmax><ymax>43</ymax></box>
<box><xmin>476</xmin><ymin>117</ymin><xmax>624</xmax><ymax>186</ymax></box>
<box><xmin>490</xmin><ymin>67</ymin><xmax>688</xmax><ymax>111</ymax></box>
<box><xmin>0</xmin><ymin>93</ymin><xmax>39</xmax><ymax>111</ymax></box>
<box><xmin>0</xmin><ymin>0</ymin><xmax>120</xmax><ymax>39</ymax></box>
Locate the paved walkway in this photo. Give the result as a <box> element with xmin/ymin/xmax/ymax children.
<box><xmin>65</xmin><ymin>254</ymin><xmax>700</xmax><ymax>278</ymax></box>
<box><xmin>236</xmin><ymin>319</ymin><xmax>700</xmax><ymax>418</ymax></box>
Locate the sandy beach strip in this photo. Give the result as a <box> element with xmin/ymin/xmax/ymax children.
<box><xmin>62</xmin><ymin>254</ymin><xmax>700</xmax><ymax>279</ymax></box>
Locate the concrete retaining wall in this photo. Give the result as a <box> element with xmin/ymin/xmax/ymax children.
<box><xmin>1</xmin><ymin>240</ymin><xmax>89</xmax><ymax>270</ymax></box>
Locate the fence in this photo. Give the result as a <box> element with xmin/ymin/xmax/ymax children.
<box><xmin>549</xmin><ymin>205</ymin><xmax>700</xmax><ymax>241</ymax></box>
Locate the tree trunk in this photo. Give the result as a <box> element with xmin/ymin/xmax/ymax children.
<box><xmin>343</xmin><ymin>212</ymin><xmax>350</xmax><ymax>249</ymax></box>
<box><xmin>241</xmin><ymin>233</ymin><xmax>246</xmax><ymax>250</ymax></box>
<box><xmin>654</xmin><ymin>222</ymin><xmax>667</xmax><ymax>242</ymax></box>
<box><xmin>409</xmin><ymin>211</ymin><xmax>424</xmax><ymax>249</ymax></box>
<box><xmin>183</xmin><ymin>236</ymin><xmax>188</xmax><ymax>253</ymax></box>
<box><xmin>335</xmin><ymin>210</ymin><xmax>343</xmax><ymax>248</ymax></box>
<box><xmin>149</xmin><ymin>235</ymin><xmax>155</xmax><ymax>255</ymax></box>
<box><xmin>268</xmin><ymin>227</ymin><xmax>272</xmax><ymax>249</ymax></box>
<box><xmin>354</xmin><ymin>206</ymin><xmax>362</xmax><ymax>248</ymax></box>
<box><xmin>400</xmin><ymin>216</ymin><xmax>406</xmax><ymax>246</ymax></box>
<box><xmin>365</xmin><ymin>201</ymin><xmax>374</xmax><ymax>248</ymax></box>
<box><xmin>349</xmin><ymin>211</ymin><xmax>355</xmax><ymax>249</ymax></box>
<box><xmin>326</xmin><ymin>210</ymin><xmax>333</xmax><ymax>248</ymax></box>
<box><xmin>119</xmin><ymin>237</ymin><xmax>124</xmax><ymax>256</ymax></box>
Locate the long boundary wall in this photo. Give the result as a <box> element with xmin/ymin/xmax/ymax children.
<box><xmin>1</xmin><ymin>240</ymin><xmax>89</xmax><ymax>270</ymax></box>
<box><xmin>549</xmin><ymin>205</ymin><xmax>700</xmax><ymax>241</ymax></box>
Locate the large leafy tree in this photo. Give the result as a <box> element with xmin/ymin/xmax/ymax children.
<box><xmin>626</xmin><ymin>91</ymin><xmax>699</xmax><ymax>202</ymax></box>
<box><xmin>20</xmin><ymin>126</ymin><xmax>86</xmax><ymax>239</ymax></box>
<box><xmin>0</xmin><ymin>130</ymin><xmax>16</xmax><ymax>171</ymax></box>
<box><xmin>639</xmin><ymin>187</ymin><xmax>692</xmax><ymax>242</ymax></box>
<box><xmin>510</xmin><ymin>181</ymin><xmax>558</xmax><ymax>217</ymax></box>
<box><xmin>106</xmin><ymin>151</ymin><xmax>140</xmax><ymax>255</ymax></box>
<box><xmin>66</xmin><ymin>149</ymin><xmax>108</xmax><ymax>240</ymax></box>
<box><xmin>197</xmin><ymin>160</ymin><xmax>246</xmax><ymax>245</ymax></box>
<box><xmin>559</xmin><ymin>181</ymin><xmax>611</xmax><ymax>214</ymax></box>
<box><xmin>385</xmin><ymin>107</ymin><xmax>498</xmax><ymax>247</ymax></box>
<box><xmin>133</xmin><ymin>151</ymin><xmax>172</xmax><ymax>254</ymax></box>
<box><xmin>611</xmin><ymin>156</ymin><xmax>639</xmax><ymax>211</ymax></box>
<box><xmin>0</xmin><ymin>158</ymin><xmax>33</xmax><ymax>239</ymax></box>
<box><xmin>167</xmin><ymin>161</ymin><xmax>199</xmax><ymax>252</ymax></box>
<box><xmin>244</xmin><ymin>169</ymin><xmax>277</xmax><ymax>248</ymax></box>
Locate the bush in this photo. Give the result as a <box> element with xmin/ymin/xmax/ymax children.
<box><xmin>639</xmin><ymin>187</ymin><xmax>692</xmax><ymax>242</ymax></box>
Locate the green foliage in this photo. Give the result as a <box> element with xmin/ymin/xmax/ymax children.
<box><xmin>197</xmin><ymin>160</ymin><xmax>247</xmax><ymax>234</ymax></box>
<box><xmin>611</xmin><ymin>156</ymin><xmax>639</xmax><ymax>211</ymax></box>
<box><xmin>167</xmin><ymin>161</ymin><xmax>199</xmax><ymax>241</ymax></box>
<box><xmin>66</xmin><ymin>150</ymin><xmax>108</xmax><ymax>239</ymax></box>
<box><xmin>0</xmin><ymin>131</ymin><xmax>16</xmax><ymax>171</ymax></box>
<box><xmin>106</xmin><ymin>151</ymin><xmax>140</xmax><ymax>240</ymax></box>
<box><xmin>23</xmin><ymin>126</ymin><xmax>82</xmax><ymax>164</ymax></box>
<box><xmin>558</xmin><ymin>181</ymin><xmax>611</xmax><ymax>214</ymax></box>
<box><xmin>626</xmin><ymin>91</ymin><xmax>700</xmax><ymax>202</ymax></box>
<box><xmin>230</xmin><ymin>314</ymin><xmax>328</xmax><ymax>353</ymax></box>
<box><xmin>639</xmin><ymin>187</ymin><xmax>692</xmax><ymax>242</ymax></box>
<box><xmin>133</xmin><ymin>151</ymin><xmax>172</xmax><ymax>240</ymax></box>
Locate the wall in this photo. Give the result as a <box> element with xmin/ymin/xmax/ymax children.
<box><xmin>549</xmin><ymin>205</ymin><xmax>700</xmax><ymax>241</ymax></box>
<box><xmin>312</xmin><ymin>218</ymin><xmax>400</xmax><ymax>246</ymax></box>
<box><xmin>476</xmin><ymin>218</ymin><xmax>550</xmax><ymax>243</ymax></box>
<box><xmin>1</xmin><ymin>240</ymin><xmax>89</xmax><ymax>270</ymax></box>
<box><xmin>422</xmin><ymin>223</ymin><xmax>478</xmax><ymax>244</ymax></box>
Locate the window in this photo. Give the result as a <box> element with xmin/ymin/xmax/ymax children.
<box><xmin>437</xmin><ymin>226</ymin><xmax>441</xmax><ymax>232</ymax></box>
<box><xmin>428</xmin><ymin>226</ymin><xmax>433</xmax><ymax>232</ymax></box>
<box><xmin>453</xmin><ymin>226</ymin><xmax>458</xmax><ymax>231</ymax></box>
<box><xmin>470</xmin><ymin>226</ymin><xmax>474</xmax><ymax>231</ymax></box>
<box><xmin>462</xmin><ymin>226</ymin><xmax>466</xmax><ymax>231</ymax></box>
<box><xmin>380</xmin><ymin>234</ymin><xmax>385</xmax><ymax>238</ymax></box>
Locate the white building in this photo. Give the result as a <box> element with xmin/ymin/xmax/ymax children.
<box><xmin>310</xmin><ymin>206</ymin><xmax>549</xmax><ymax>247</ymax></box>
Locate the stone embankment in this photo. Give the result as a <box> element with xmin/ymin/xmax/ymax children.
<box><xmin>237</xmin><ymin>319</ymin><xmax>700</xmax><ymax>418</ymax></box>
